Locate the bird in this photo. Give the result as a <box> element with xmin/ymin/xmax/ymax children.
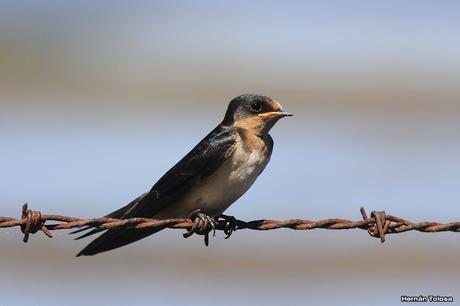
<box><xmin>74</xmin><ymin>94</ymin><xmax>292</xmax><ymax>256</ymax></box>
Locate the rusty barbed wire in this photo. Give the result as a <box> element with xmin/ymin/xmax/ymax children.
<box><xmin>1</xmin><ymin>203</ymin><xmax>460</xmax><ymax>246</ymax></box>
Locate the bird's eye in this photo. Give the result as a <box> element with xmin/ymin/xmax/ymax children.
<box><xmin>250</xmin><ymin>102</ymin><xmax>262</xmax><ymax>112</ymax></box>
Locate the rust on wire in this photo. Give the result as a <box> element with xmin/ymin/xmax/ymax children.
<box><xmin>1</xmin><ymin>203</ymin><xmax>460</xmax><ymax>245</ymax></box>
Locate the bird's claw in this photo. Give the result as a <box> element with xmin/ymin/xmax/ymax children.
<box><xmin>183</xmin><ymin>210</ymin><xmax>239</xmax><ymax>246</ymax></box>
<box><xmin>199</xmin><ymin>213</ymin><xmax>217</xmax><ymax>232</ymax></box>
<box><xmin>183</xmin><ymin>209</ymin><xmax>216</xmax><ymax>246</ymax></box>
<box><xmin>217</xmin><ymin>214</ymin><xmax>238</xmax><ymax>239</ymax></box>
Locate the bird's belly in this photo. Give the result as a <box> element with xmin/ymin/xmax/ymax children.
<box><xmin>155</xmin><ymin>146</ymin><xmax>270</xmax><ymax>218</ymax></box>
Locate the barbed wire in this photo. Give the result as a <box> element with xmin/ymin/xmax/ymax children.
<box><xmin>1</xmin><ymin>203</ymin><xmax>460</xmax><ymax>246</ymax></box>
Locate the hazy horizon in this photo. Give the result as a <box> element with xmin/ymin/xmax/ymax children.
<box><xmin>1</xmin><ymin>1</ymin><xmax>459</xmax><ymax>306</ymax></box>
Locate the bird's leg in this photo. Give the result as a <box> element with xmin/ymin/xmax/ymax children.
<box><xmin>188</xmin><ymin>209</ymin><xmax>216</xmax><ymax>230</ymax></box>
<box><xmin>196</xmin><ymin>212</ymin><xmax>216</xmax><ymax>233</ymax></box>
<box><xmin>184</xmin><ymin>209</ymin><xmax>216</xmax><ymax>246</ymax></box>
<box><xmin>216</xmin><ymin>214</ymin><xmax>238</xmax><ymax>239</ymax></box>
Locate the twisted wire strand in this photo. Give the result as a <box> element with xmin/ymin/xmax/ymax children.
<box><xmin>1</xmin><ymin>203</ymin><xmax>460</xmax><ymax>245</ymax></box>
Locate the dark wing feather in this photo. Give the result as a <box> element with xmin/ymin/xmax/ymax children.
<box><xmin>126</xmin><ymin>124</ymin><xmax>237</xmax><ymax>218</ymax></box>
<box><xmin>76</xmin><ymin>124</ymin><xmax>237</xmax><ymax>256</ymax></box>
<box><xmin>70</xmin><ymin>192</ymin><xmax>148</xmax><ymax>239</ymax></box>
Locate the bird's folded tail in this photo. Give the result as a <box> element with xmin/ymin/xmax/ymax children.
<box><xmin>76</xmin><ymin>226</ymin><xmax>165</xmax><ymax>257</ymax></box>
<box><xmin>71</xmin><ymin>192</ymin><xmax>165</xmax><ymax>256</ymax></box>
<box><xmin>69</xmin><ymin>194</ymin><xmax>144</xmax><ymax>240</ymax></box>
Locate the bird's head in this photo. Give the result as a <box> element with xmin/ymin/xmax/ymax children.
<box><xmin>222</xmin><ymin>94</ymin><xmax>292</xmax><ymax>134</ymax></box>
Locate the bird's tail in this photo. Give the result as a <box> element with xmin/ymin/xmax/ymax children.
<box><xmin>76</xmin><ymin>226</ymin><xmax>165</xmax><ymax>257</ymax></box>
<box><xmin>72</xmin><ymin>192</ymin><xmax>165</xmax><ymax>256</ymax></box>
<box><xmin>70</xmin><ymin>193</ymin><xmax>146</xmax><ymax>240</ymax></box>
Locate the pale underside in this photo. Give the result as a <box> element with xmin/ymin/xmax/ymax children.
<box><xmin>154</xmin><ymin>133</ymin><xmax>272</xmax><ymax>218</ymax></box>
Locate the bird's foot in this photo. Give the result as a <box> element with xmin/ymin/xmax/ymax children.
<box><xmin>183</xmin><ymin>209</ymin><xmax>216</xmax><ymax>246</ymax></box>
<box><xmin>216</xmin><ymin>214</ymin><xmax>238</xmax><ymax>239</ymax></box>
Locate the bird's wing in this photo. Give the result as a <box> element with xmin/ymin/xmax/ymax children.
<box><xmin>121</xmin><ymin>124</ymin><xmax>238</xmax><ymax>218</ymax></box>
<box><xmin>75</xmin><ymin>125</ymin><xmax>238</xmax><ymax>256</ymax></box>
<box><xmin>73</xmin><ymin>124</ymin><xmax>237</xmax><ymax>239</ymax></box>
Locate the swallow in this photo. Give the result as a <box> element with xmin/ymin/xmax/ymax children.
<box><xmin>74</xmin><ymin>94</ymin><xmax>292</xmax><ymax>256</ymax></box>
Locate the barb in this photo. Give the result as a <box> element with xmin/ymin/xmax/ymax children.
<box><xmin>1</xmin><ymin>203</ymin><xmax>460</xmax><ymax>246</ymax></box>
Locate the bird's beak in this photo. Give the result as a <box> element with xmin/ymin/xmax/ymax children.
<box><xmin>278</xmin><ymin>111</ymin><xmax>293</xmax><ymax>117</ymax></box>
<box><xmin>258</xmin><ymin>111</ymin><xmax>293</xmax><ymax>119</ymax></box>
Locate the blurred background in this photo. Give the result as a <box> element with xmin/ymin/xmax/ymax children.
<box><xmin>1</xmin><ymin>1</ymin><xmax>460</xmax><ymax>305</ymax></box>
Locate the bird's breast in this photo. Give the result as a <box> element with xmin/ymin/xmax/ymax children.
<box><xmin>156</xmin><ymin>134</ymin><xmax>272</xmax><ymax>218</ymax></box>
<box><xmin>194</xmin><ymin>139</ymin><xmax>271</xmax><ymax>215</ymax></box>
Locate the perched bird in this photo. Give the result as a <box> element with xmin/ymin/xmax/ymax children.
<box><xmin>75</xmin><ymin>94</ymin><xmax>292</xmax><ymax>256</ymax></box>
